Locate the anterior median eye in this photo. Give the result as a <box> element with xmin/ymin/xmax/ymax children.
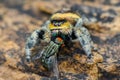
<box><xmin>54</xmin><ymin>23</ymin><xmax>58</xmax><ymax>26</ymax></box>
<box><xmin>58</xmin><ymin>22</ymin><xmax>61</xmax><ymax>26</ymax></box>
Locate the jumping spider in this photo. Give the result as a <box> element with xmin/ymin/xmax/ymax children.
<box><xmin>25</xmin><ymin>9</ymin><xmax>94</xmax><ymax>78</ymax></box>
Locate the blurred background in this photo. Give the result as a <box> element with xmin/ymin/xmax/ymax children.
<box><xmin>0</xmin><ymin>0</ymin><xmax>120</xmax><ymax>80</ymax></box>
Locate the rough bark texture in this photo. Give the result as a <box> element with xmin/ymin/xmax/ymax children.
<box><xmin>0</xmin><ymin>0</ymin><xmax>120</xmax><ymax>80</ymax></box>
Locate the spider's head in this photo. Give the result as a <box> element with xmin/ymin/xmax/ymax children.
<box><xmin>49</xmin><ymin>9</ymin><xmax>80</xmax><ymax>30</ymax></box>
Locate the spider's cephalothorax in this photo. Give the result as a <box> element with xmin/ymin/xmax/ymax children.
<box><xmin>49</xmin><ymin>12</ymin><xmax>80</xmax><ymax>35</ymax></box>
<box><xmin>25</xmin><ymin>10</ymin><xmax>93</xmax><ymax>78</ymax></box>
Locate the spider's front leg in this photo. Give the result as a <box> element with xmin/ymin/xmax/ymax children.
<box><xmin>25</xmin><ymin>21</ymin><xmax>51</xmax><ymax>62</ymax></box>
<box><xmin>25</xmin><ymin>21</ymin><xmax>59</xmax><ymax>78</ymax></box>
<box><xmin>25</xmin><ymin>29</ymin><xmax>50</xmax><ymax>62</ymax></box>
<box><xmin>74</xmin><ymin>18</ymin><xmax>93</xmax><ymax>58</ymax></box>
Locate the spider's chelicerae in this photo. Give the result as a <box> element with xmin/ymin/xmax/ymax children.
<box><xmin>25</xmin><ymin>10</ymin><xmax>95</xmax><ymax>78</ymax></box>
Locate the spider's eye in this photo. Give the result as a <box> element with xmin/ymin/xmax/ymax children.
<box><xmin>51</xmin><ymin>19</ymin><xmax>66</xmax><ymax>23</ymax></box>
<box><xmin>61</xmin><ymin>19</ymin><xmax>66</xmax><ymax>23</ymax></box>
<box><xmin>51</xmin><ymin>20</ymin><xmax>56</xmax><ymax>24</ymax></box>
<box><xmin>59</xmin><ymin>20</ymin><xmax>67</xmax><ymax>24</ymax></box>
<box><xmin>51</xmin><ymin>19</ymin><xmax>67</xmax><ymax>26</ymax></box>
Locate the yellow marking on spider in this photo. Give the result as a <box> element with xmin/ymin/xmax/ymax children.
<box><xmin>49</xmin><ymin>21</ymin><xmax>72</xmax><ymax>30</ymax></box>
<box><xmin>51</xmin><ymin>13</ymin><xmax>80</xmax><ymax>20</ymax></box>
